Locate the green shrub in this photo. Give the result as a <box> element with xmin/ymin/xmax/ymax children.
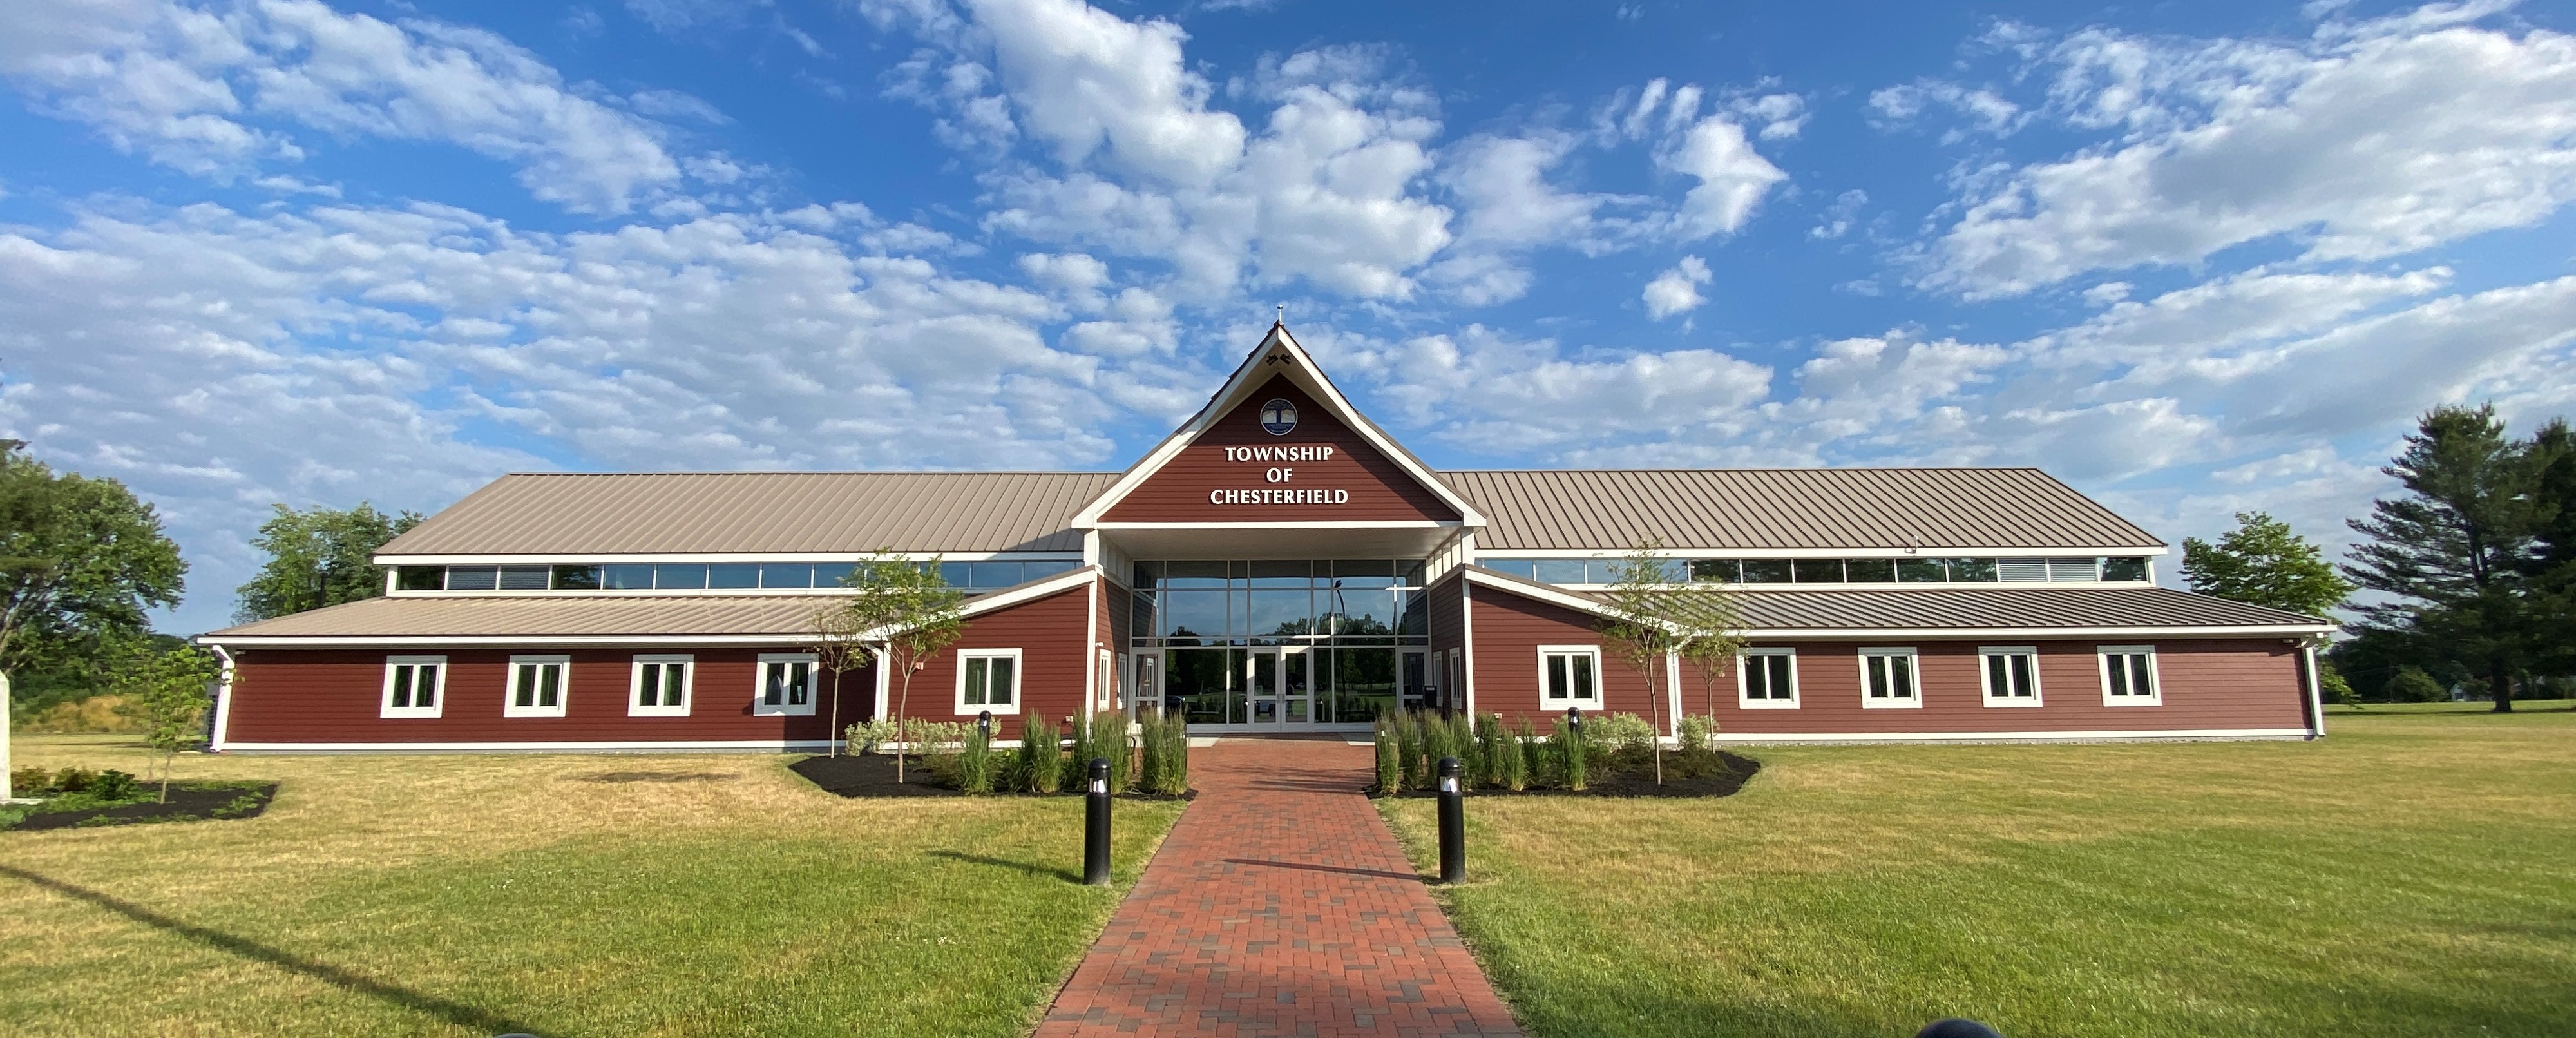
<box><xmin>904</xmin><ymin>720</ymin><xmax>969</xmax><ymax>785</ymax></box>
<box><xmin>91</xmin><ymin>769</ymin><xmax>141</xmax><ymax>800</ymax></box>
<box><xmin>2387</xmin><ymin>666</ymin><xmax>2448</xmax><ymax>703</ymax></box>
<box><xmin>1558</xmin><ymin>721</ymin><xmax>1587</xmax><ymax>791</ymax></box>
<box><xmin>1676</xmin><ymin>715</ymin><xmax>1715</xmax><ymax>753</ymax></box>
<box><xmin>957</xmin><ymin>727</ymin><xmax>994</xmax><ymax>794</ymax></box>
<box><xmin>1584</xmin><ymin>712</ymin><xmax>1655</xmax><ymax>755</ymax></box>
<box><xmin>51</xmin><ymin>767</ymin><xmax>100</xmax><ymax>794</ymax></box>
<box><xmin>1374</xmin><ymin>716</ymin><xmax>1402</xmax><ymax>794</ymax></box>
<box><xmin>844</xmin><ymin>718</ymin><xmax>901</xmax><ymax>754</ymax></box>
<box><xmin>11</xmin><ymin>766</ymin><xmax>53</xmax><ymax>795</ymax></box>
<box><xmin>1018</xmin><ymin>716</ymin><xmax>1062</xmax><ymax>794</ymax></box>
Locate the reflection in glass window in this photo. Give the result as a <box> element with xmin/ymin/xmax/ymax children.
<box><xmin>1533</xmin><ymin>559</ymin><xmax>1587</xmax><ymax>584</ymax></box>
<box><xmin>1896</xmin><ymin>558</ymin><xmax>1948</xmax><ymax>583</ymax></box>
<box><xmin>551</xmin><ymin>565</ymin><xmax>601</xmax><ymax>590</ymax></box>
<box><xmin>602</xmin><ymin>564</ymin><xmax>655</xmax><ymax>590</ymax></box>
<box><xmin>1023</xmin><ymin>559</ymin><xmax>1078</xmax><ymax>581</ymax></box>
<box><xmin>1793</xmin><ymin>559</ymin><xmax>1846</xmax><ymax>583</ymax></box>
<box><xmin>708</xmin><ymin>564</ymin><xmax>760</xmax><ymax>589</ymax></box>
<box><xmin>968</xmin><ymin>561</ymin><xmax>1024</xmax><ymax>588</ymax></box>
<box><xmin>1690</xmin><ymin>559</ymin><xmax>1740</xmax><ymax>583</ymax></box>
<box><xmin>813</xmin><ymin>562</ymin><xmax>855</xmax><ymax>588</ymax></box>
<box><xmin>396</xmin><ymin>567</ymin><xmax>446</xmax><ymax>591</ymax></box>
<box><xmin>1741</xmin><ymin>559</ymin><xmax>1793</xmax><ymax>583</ymax></box>
<box><xmin>443</xmin><ymin>566</ymin><xmax>501</xmax><ymax>590</ymax></box>
<box><xmin>1480</xmin><ymin>559</ymin><xmax>1538</xmax><ymax>579</ymax></box>
<box><xmin>654</xmin><ymin>564</ymin><xmax>708</xmax><ymax>590</ymax></box>
<box><xmin>1998</xmin><ymin>559</ymin><xmax>2050</xmax><ymax>582</ymax></box>
<box><xmin>2048</xmin><ymin>557</ymin><xmax>2100</xmax><ymax>582</ymax></box>
<box><xmin>759</xmin><ymin>563</ymin><xmax>813</xmax><ymax>589</ymax></box>
<box><xmin>1946</xmin><ymin>558</ymin><xmax>1998</xmax><ymax>582</ymax></box>
<box><xmin>2099</xmin><ymin>557</ymin><xmax>2150</xmax><ymax>582</ymax></box>
<box><xmin>499</xmin><ymin>566</ymin><xmax>550</xmax><ymax>591</ymax></box>
<box><xmin>1844</xmin><ymin>559</ymin><xmax>1897</xmax><ymax>583</ymax></box>
<box><xmin>1162</xmin><ymin>590</ymin><xmax>1230</xmax><ymax>640</ymax></box>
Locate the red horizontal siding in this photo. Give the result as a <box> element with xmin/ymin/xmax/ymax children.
<box><xmin>1100</xmin><ymin>377</ymin><xmax>1458</xmax><ymax>523</ymax></box>
<box><xmin>1468</xmin><ymin>589</ymin><xmax>1660</xmax><ymax>730</ymax></box>
<box><xmin>225</xmin><ymin>648</ymin><xmax>873</xmax><ymax>744</ymax></box>
<box><xmin>895</xmin><ymin>584</ymin><xmax>1091</xmax><ymax>741</ymax></box>
<box><xmin>1702</xmin><ymin>639</ymin><xmax>2306</xmax><ymax>734</ymax></box>
<box><xmin>1467</xmin><ymin>581</ymin><xmax>2309</xmax><ymax>736</ymax></box>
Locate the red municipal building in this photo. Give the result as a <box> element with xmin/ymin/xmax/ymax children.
<box><xmin>200</xmin><ymin>326</ymin><xmax>2335</xmax><ymax>751</ymax></box>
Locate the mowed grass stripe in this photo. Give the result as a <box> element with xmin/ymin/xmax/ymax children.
<box><xmin>0</xmin><ymin>738</ymin><xmax>1184</xmax><ymax>1037</ymax></box>
<box><xmin>1380</xmin><ymin>703</ymin><xmax>2576</xmax><ymax>1038</ymax></box>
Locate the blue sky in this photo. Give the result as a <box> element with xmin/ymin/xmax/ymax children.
<box><xmin>5</xmin><ymin>0</ymin><xmax>2575</xmax><ymax>633</ymax></box>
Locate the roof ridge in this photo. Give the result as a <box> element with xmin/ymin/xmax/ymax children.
<box><xmin>491</xmin><ymin>470</ymin><xmax>1123</xmax><ymax>477</ymax></box>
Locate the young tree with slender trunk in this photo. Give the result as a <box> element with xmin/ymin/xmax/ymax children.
<box><xmin>831</xmin><ymin>550</ymin><xmax>965</xmax><ymax>782</ymax></box>
<box><xmin>2343</xmin><ymin>405</ymin><xmax>2548</xmax><ymax>713</ymax></box>
<box><xmin>116</xmin><ymin>645</ymin><xmax>216</xmax><ymax>803</ymax></box>
<box><xmin>1597</xmin><ymin>543</ymin><xmax>1741</xmax><ymax>783</ymax></box>
<box><xmin>807</xmin><ymin>604</ymin><xmax>869</xmax><ymax>757</ymax></box>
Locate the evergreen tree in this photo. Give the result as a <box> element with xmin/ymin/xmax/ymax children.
<box><xmin>2342</xmin><ymin>405</ymin><xmax>2548</xmax><ymax>713</ymax></box>
<box><xmin>2182</xmin><ymin>511</ymin><xmax>2354</xmax><ymax>617</ymax></box>
<box><xmin>234</xmin><ymin>502</ymin><xmax>423</xmax><ymax>622</ymax></box>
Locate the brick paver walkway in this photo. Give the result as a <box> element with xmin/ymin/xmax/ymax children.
<box><xmin>1035</xmin><ymin>738</ymin><xmax>1522</xmax><ymax>1037</ymax></box>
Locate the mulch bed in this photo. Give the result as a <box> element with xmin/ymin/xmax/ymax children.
<box><xmin>7</xmin><ymin>783</ymin><xmax>280</xmax><ymax>832</ymax></box>
<box><xmin>1376</xmin><ymin>751</ymin><xmax>1762</xmax><ymax>799</ymax></box>
<box><xmin>790</xmin><ymin>754</ymin><xmax>1195</xmax><ymax>800</ymax></box>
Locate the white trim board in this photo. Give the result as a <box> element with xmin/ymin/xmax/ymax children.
<box><xmin>1070</xmin><ymin>324</ymin><xmax>1489</xmax><ymax>530</ymax></box>
<box><xmin>1704</xmin><ymin>727</ymin><xmax>2314</xmax><ymax>744</ymax></box>
<box><xmin>216</xmin><ymin>740</ymin><xmax>843</xmax><ymax>754</ymax></box>
<box><xmin>376</xmin><ymin>550</ymin><xmax>1085</xmax><ymax>566</ymax></box>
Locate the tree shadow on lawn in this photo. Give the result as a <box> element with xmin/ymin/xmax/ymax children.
<box><xmin>924</xmin><ymin>849</ymin><xmax>1082</xmax><ymax>885</ymax></box>
<box><xmin>0</xmin><ymin>863</ymin><xmax>546</xmax><ymax>1036</ymax></box>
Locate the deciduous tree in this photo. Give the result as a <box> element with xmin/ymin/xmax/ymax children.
<box><xmin>829</xmin><ymin>550</ymin><xmax>964</xmax><ymax>782</ymax></box>
<box><xmin>116</xmin><ymin>644</ymin><xmax>216</xmax><ymax>803</ymax></box>
<box><xmin>234</xmin><ymin>502</ymin><xmax>423</xmax><ymax>622</ymax></box>
<box><xmin>1598</xmin><ymin>543</ymin><xmax>1741</xmax><ymax>784</ymax></box>
<box><xmin>0</xmin><ymin>444</ymin><xmax>186</xmax><ymax>700</ymax></box>
<box><xmin>2182</xmin><ymin>512</ymin><xmax>2354</xmax><ymax>618</ymax></box>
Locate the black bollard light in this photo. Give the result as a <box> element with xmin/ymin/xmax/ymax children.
<box><xmin>1566</xmin><ymin>706</ymin><xmax>1583</xmax><ymax>736</ymax></box>
<box><xmin>977</xmin><ymin>709</ymin><xmax>993</xmax><ymax>742</ymax></box>
<box><xmin>1915</xmin><ymin>1019</ymin><xmax>2003</xmax><ymax>1038</ymax></box>
<box><xmin>1083</xmin><ymin>756</ymin><xmax>1112</xmax><ymax>886</ymax></box>
<box><xmin>1435</xmin><ymin>755</ymin><xmax>1465</xmax><ymax>884</ymax></box>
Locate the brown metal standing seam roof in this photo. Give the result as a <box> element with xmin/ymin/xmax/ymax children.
<box><xmin>1441</xmin><ymin>468</ymin><xmax>2165</xmax><ymax>552</ymax></box>
<box><xmin>1462</xmin><ymin>566</ymin><xmax>2325</xmax><ymax>630</ymax></box>
<box><xmin>374</xmin><ymin>467</ymin><xmax>2164</xmax><ymax>557</ymax></box>
<box><xmin>377</xmin><ymin>472</ymin><xmax>1121</xmax><ymax>556</ymax></box>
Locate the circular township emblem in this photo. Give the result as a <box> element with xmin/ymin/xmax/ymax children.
<box><xmin>1258</xmin><ymin>398</ymin><xmax>1298</xmax><ymax>436</ymax></box>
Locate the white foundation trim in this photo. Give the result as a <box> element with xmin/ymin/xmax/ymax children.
<box><xmin>1705</xmin><ymin>727</ymin><xmax>2313</xmax><ymax>744</ymax></box>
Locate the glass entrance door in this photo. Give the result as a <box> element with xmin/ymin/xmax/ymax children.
<box><xmin>1400</xmin><ymin>649</ymin><xmax>1432</xmax><ymax>714</ymax></box>
<box><xmin>1246</xmin><ymin>648</ymin><xmax>1315</xmax><ymax>727</ymax></box>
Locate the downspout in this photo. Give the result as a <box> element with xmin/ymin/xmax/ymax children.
<box><xmin>873</xmin><ymin>640</ymin><xmax>893</xmax><ymax>723</ymax></box>
<box><xmin>2299</xmin><ymin>639</ymin><xmax>2327</xmax><ymax>740</ymax></box>
<box><xmin>207</xmin><ymin>643</ymin><xmax>238</xmax><ymax>753</ymax></box>
<box><xmin>1458</xmin><ymin>578</ymin><xmax>1476</xmax><ymax>718</ymax></box>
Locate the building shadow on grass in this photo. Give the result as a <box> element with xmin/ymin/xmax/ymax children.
<box><xmin>924</xmin><ymin>849</ymin><xmax>1082</xmax><ymax>885</ymax></box>
<box><xmin>0</xmin><ymin>864</ymin><xmax>545</xmax><ymax>1037</ymax></box>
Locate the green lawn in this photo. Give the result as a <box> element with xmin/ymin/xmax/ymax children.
<box><xmin>1381</xmin><ymin>702</ymin><xmax>2576</xmax><ymax>1038</ymax></box>
<box><xmin>0</xmin><ymin>736</ymin><xmax>1183</xmax><ymax>1037</ymax></box>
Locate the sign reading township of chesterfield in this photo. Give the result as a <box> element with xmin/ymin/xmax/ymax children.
<box><xmin>1098</xmin><ymin>376</ymin><xmax>1462</xmax><ymax>523</ymax></box>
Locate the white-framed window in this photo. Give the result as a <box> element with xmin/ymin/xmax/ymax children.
<box><xmin>754</xmin><ymin>653</ymin><xmax>817</xmax><ymax>716</ymax></box>
<box><xmin>1980</xmin><ymin>646</ymin><xmax>2043</xmax><ymax>707</ymax></box>
<box><xmin>381</xmin><ymin>655</ymin><xmax>446</xmax><ymax>719</ymax></box>
<box><xmin>506</xmin><ymin>655</ymin><xmax>570</xmax><ymax>718</ymax></box>
<box><xmin>1739</xmin><ymin>648</ymin><xmax>1799</xmax><ymax>708</ymax></box>
<box><xmin>958</xmin><ymin>649</ymin><xmax>1022</xmax><ymax>715</ymax></box>
<box><xmin>630</xmin><ymin>655</ymin><xmax>693</xmax><ymax>717</ymax></box>
<box><xmin>1858</xmin><ymin>648</ymin><xmax>1919</xmax><ymax>708</ymax></box>
<box><xmin>1537</xmin><ymin>645</ymin><xmax>1603</xmax><ymax>710</ymax></box>
<box><xmin>2099</xmin><ymin>646</ymin><xmax>2161</xmax><ymax>706</ymax></box>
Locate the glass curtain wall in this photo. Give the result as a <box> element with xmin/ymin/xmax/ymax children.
<box><xmin>1131</xmin><ymin>559</ymin><xmax>1428</xmax><ymax>724</ymax></box>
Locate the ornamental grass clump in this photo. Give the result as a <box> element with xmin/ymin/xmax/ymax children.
<box><xmin>1018</xmin><ymin>716</ymin><xmax>1062</xmax><ymax>794</ymax></box>
<box><xmin>1396</xmin><ymin>711</ymin><xmax>1426</xmax><ymax>789</ymax></box>
<box><xmin>1074</xmin><ymin>710</ymin><xmax>1132</xmax><ymax>793</ymax></box>
<box><xmin>1136</xmin><ymin>711</ymin><xmax>1190</xmax><ymax>795</ymax></box>
<box><xmin>1446</xmin><ymin>712</ymin><xmax>1478</xmax><ymax>783</ymax></box>
<box><xmin>1374</xmin><ymin>716</ymin><xmax>1402</xmax><ymax>794</ymax></box>
<box><xmin>956</xmin><ymin>725</ymin><xmax>995</xmax><ymax>794</ymax></box>
<box><xmin>1501</xmin><ymin>717</ymin><xmax>1531</xmax><ymax>791</ymax></box>
<box><xmin>1418</xmin><ymin>710</ymin><xmax>1454</xmax><ymax>778</ymax></box>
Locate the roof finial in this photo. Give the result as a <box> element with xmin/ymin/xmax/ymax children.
<box><xmin>1275</xmin><ymin>302</ymin><xmax>1285</xmax><ymax>327</ymax></box>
